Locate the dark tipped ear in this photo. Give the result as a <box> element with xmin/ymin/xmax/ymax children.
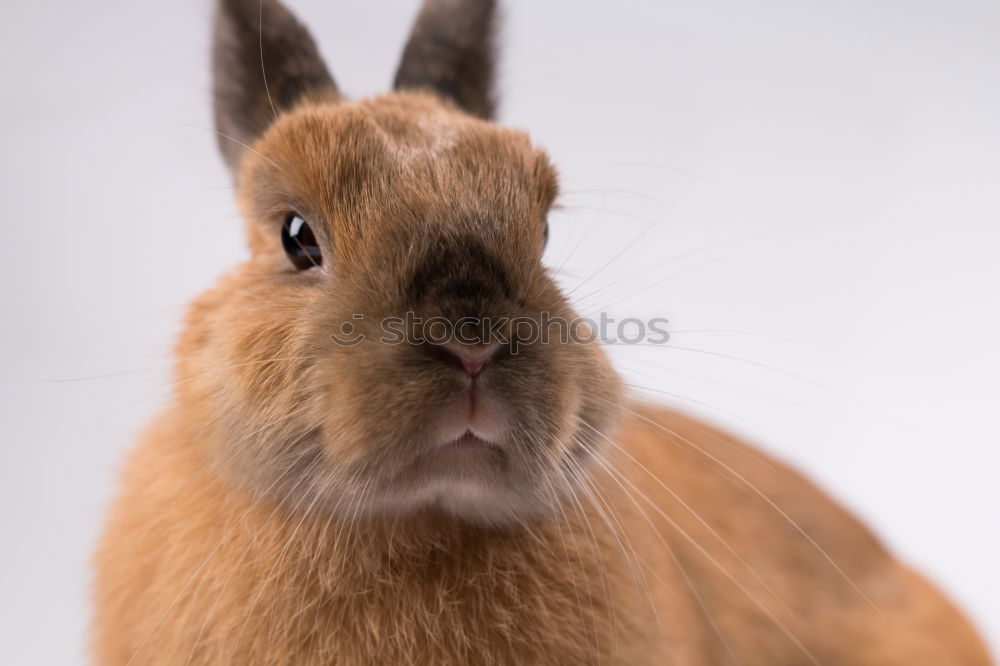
<box><xmin>393</xmin><ymin>0</ymin><xmax>498</xmax><ymax>120</ymax></box>
<box><xmin>213</xmin><ymin>0</ymin><xmax>338</xmax><ymax>173</ymax></box>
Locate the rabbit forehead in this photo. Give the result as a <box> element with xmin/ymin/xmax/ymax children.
<box><xmin>247</xmin><ymin>92</ymin><xmax>558</xmax><ymax>232</ymax></box>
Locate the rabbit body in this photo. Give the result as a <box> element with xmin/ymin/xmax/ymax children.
<box><xmin>94</xmin><ymin>402</ymin><xmax>991</xmax><ymax>665</ymax></box>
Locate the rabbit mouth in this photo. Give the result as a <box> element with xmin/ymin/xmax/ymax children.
<box><xmin>439</xmin><ymin>431</ymin><xmax>503</xmax><ymax>453</ymax></box>
<box><xmin>413</xmin><ymin>426</ymin><xmax>510</xmax><ymax>475</ymax></box>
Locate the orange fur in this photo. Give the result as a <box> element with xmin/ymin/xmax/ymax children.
<box><xmin>93</xmin><ymin>2</ymin><xmax>993</xmax><ymax>663</ymax></box>
<box><xmin>93</xmin><ymin>400</ymin><xmax>993</xmax><ymax>664</ymax></box>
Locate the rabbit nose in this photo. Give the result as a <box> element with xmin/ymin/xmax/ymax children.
<box><xmin>428</xmin><ymin>342</ymin><xmax>505</xmax><ymax>378</ymax></box>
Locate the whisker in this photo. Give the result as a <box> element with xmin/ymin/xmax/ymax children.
<box><xmin>175</xmin><ymin>123</ymin><xmax>285</xmax><ymax>173</ymax></box>
<box><xmin>616</xmin><ymin>378</ymin><xmax>778</xmax><ymax>470</ymax></box>
<box><xmin>579</xmin><ymin>428</ymin><xmax>818</xmax><ymax>665</ymax></box>
<box><xmin>564</xmin><ymin>176</ymin><xmax>700</xmax><ymax>299</ymax></box>
<box><xmin>597</xmin><ymin>395</ymin><xmax>881</xmax><ymax>614</ymax></box>
<box><xmin>563</xmin><ymin>445</ymin><xmax>670</xmax><ymax>656</ymax></box>
<box><xmin>111</xmin><ymin>184</ymin><xmax>235</xmax><ymax>230</ymax></box>
<box><xmin>615</xmin><ymin>342</ymin><xmax>857</xmax><ymax>404</ymax></box>
<box><xmin>551</xmin><ymin>190</ymin><xmax>608</xmax><ymax>275</ymax></box>
<box><xmin>579</xmin><ymin>418</ymin><xmax>793</xmax><ymax>616</ymax></box>
<box><xmin>572</xmin><ymin>426</ymin><xmax>740</xmax><ymax>664</ymax></box>
<box><xmin>570</xmin><ymin>233</ymin><xmax>765</xmax><ymax>309</ymax></box>
<box><xmin>258</xmin><ymin>0</ymin><xmax>279</xmax><ymax>122</ymax></box>
<box><xmin>96</xmin><ymin>355</ymin><xmax>318</xmax><ymax>424</ymax></box>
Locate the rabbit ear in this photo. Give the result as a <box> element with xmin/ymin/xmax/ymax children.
<box><xmin>212</xmin><ymin>0</ymin><xmax>338</xmax><ymax>173</ymax></box>
<box><xmin>393</xmin><ymin>0</ymin><xmax>498</xmax><ymax>120</ymax></box>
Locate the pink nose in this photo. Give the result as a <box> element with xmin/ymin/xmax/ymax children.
<box><xmin>461</xmin><ymin>356</ymin><xmax>487</xmax><ymax>376</ymax></box>
<box><xmin>432</xmin><ymin>342</ymin><xmax>505</xmax><ymax>378</ymax></box>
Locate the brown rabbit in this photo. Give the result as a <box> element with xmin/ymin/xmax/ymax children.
<box><xmin>92</xmin><ymin>1</ymin><xmax>993</xmax><ymax>664</ymax></box>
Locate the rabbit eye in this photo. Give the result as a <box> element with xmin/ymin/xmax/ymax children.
<box><xmin>281</xmin><ymin>213</ymin><xmax>322</xmax><ymax>270</ymax></box>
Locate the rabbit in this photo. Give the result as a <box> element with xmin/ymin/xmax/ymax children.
<box><xmin>92</xmin><ymin>0</ymin><xmax>993</xmax><ymax>664</ymax></box>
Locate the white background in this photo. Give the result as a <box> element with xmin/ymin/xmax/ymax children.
<box><xmin>1</xmin><ymin>1</ymin><xmax>998</xmax><ymax>662</ymax></box>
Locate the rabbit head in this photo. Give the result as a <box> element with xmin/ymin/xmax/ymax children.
<box><xmin>179</xmin><ymin>0</ymin><xmax>624</xmax><ymax>524</ymax></box>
